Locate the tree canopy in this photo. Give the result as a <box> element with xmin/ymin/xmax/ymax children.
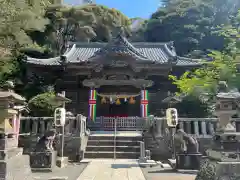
<box><xmin>32</xmin><ymin>4</ymin><xmax>131</xmax><ymax>55</ymax></box>
<box><xmin>169</xmin><ymin>12</ymin><xmax>240</xmax><ymax>116</ymax></box>
<box><xmin>143</xmin><ymin>0</ymin><xmax>240</xmax><ymax>56</ymax></box>
<box><xmin>1</xmin><ymin>1</ymin><xmax>240</xmax><ymax>117</ymax></box>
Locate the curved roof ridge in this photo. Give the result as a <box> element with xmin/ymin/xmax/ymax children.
<box><xmin>131</xmin><ymin>41</ymin><xmax>174</xmax><ymax>46</ymax></box>
<box><xmin>26</xmin><ymin>44</ymin><xmax>76</xmax><ymax>65</ymax></box>
<box><xmin>176</xmin><ymin>56</ymin><xmax>202</xmax><ymax>66</ymax></box>
<box><xmin>178</xmin><ymin>56</ymin><xmax>201</xmax><ymax>62</ymax></box>
<box><xmin>64</xmin><ymin>44</ymin><xmax>76</xmax><ymax>59</ymax></box>
<box><xmin>69</xmin><ymin>41</ymin><xmax>175</xmax><ymax>47</ymax></box>
<box><xmin>118</xmin><ymin>35</ymin><xmax>148</xmax><ymax>58</ymax></box>
<box><xmin>163</xmin><ymin>43</ymin><xmax>177</xmax><ymax>57</ymax></box>
<box><xmin>90</xmin><ymin>34</ymin><xmax>149</xmax><ymax>60</ymax></box>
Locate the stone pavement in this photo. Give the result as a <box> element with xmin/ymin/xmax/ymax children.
<box><xmin>78</xmin><ymin>159</ymin><xmax>146</xmax><ymax>180</ymax></box>
<box><xmin>141</xmin><ymin>164</ymin><xmax>196</xmax><ymax>180</ymax></box>
<box><xmin>32</xmin><ymin>162</ymin><xmax>88</xmax><ymax>180</ymax></box>
<box><xmin>90</xmin><ymin>131</ymin><xmax>142</xmax><ymax>137</ymax></box>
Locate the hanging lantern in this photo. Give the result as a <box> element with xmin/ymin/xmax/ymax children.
<box><xmin>101</xmin><ymin>97</ymin><xmax>106</xmax><ymax>104</ymax></box>
<box><xmin>129</xmin><ymin>97</ymin><xmax>135</xmax><ymax>104</ymax></box>
<box><xmin>116</xmin><ymin>98</ymin><xmax>121</xmax><ymax>105</ymax></box>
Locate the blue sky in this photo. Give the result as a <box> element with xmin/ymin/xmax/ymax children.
<box><xmin>64</xmin><ymin>0</ymin><xmax>160</xmax><ymax>18</ymax></box>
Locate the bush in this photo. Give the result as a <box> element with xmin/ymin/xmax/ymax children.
<box><xmin>28</xmin><ymin>92</ymin><xmax>61</xmax><ymax>116</ymax></box>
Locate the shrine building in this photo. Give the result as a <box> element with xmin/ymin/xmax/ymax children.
<box><xmin>25</xmin><ymin>30</ymin><xmax>201</xmax><ymax>127</ymax></box>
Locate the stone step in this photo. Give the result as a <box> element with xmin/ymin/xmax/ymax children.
<box><xmin>84</xmin><ymin>151</ymin><xmax>140</xmax><ymax>159</ymax></box>
<box><xmin>156</xmin><ymin>161</ymin><xmax>172</xmax><ymax>168</ymax></box>
<box><xmin>86</xmin><ymin>145</ymin><xmax>140</xmax><ymax>152</ymax></box>
<box><xmin>87</xmin><ymin>140</ymin><xmax>140</xmax><ymax>146</ymax></box>
<box><xmin>88</xmin><ymin>135</ymin><xmax>143</xmax><ymax>141</ymax></box>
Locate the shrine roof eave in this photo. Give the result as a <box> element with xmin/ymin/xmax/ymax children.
<box><xmin>25</xmin><ymin>44</ymin><xmax>77</xmax><ymax>66</ymax></box>
<box><xmin>25</xmin><ymin>43</ymin><xmax>202</xmax><ymax>67</ymax></box>
<box><xmin>175</xmin><ymin>56</ymin><xmax>202</xmax><ymax>66</ymax></box>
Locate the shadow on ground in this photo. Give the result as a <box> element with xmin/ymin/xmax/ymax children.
<box><xmin>147</xmin><ymin>168</ymin><xmax>198</xmax><ymax>175</ymax></box>
<box><xmin>111</xmin><ymin>164</ymin><xmax>139</xmax><ymax>169</ymax></box>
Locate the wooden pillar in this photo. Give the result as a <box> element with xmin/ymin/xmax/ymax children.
<box><xmin>140</xmin><ymin>89</ymin><xmax>149</xmax><ymax>117</ymax></box>
<box><xmin>88</xmin><ymin>88</ymin><xmax>97</xmax><ymax>121</ymax></box>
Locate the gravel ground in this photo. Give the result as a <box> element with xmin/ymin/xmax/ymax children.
<box><xmin>31</xmin><ymin>162</ymin><xmax>88</xmax><ymax>180</ymax></box>
<box><xmin>141</xmin><ymin>165</ymin><xmax>197</xmax><ymax>180</ymax></box>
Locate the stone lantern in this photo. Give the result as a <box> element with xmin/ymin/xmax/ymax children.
<box><xmin>0</xmin><ymin>81</ymin><xmax>30</xmax><ymax>180</ymax></box>
<box><xmin>196</xmin><ymin>81</ymin><xmax>240</xmax><ymax>180</ymax></box>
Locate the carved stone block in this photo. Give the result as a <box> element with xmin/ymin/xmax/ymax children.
<box><xmin>176</xmin><ymin>153</ymin><xmax>202</xmax><ymax>170</ymax></box>
<box><xmin>0</xmin><ymin>161</ymin><xmax>7</xmax><ymax>180</ymax></box>
<box><xmin>196</xmin><ymin>157</ymin><xmax>240</xmax><ymax>180</ymax></box>
<box><xmin>56</xmin><ymin>156</ymin><xmax>68</xmax><ymax>168</ymax></box>
<box><xmin>0</xmin><ymin>148</ymin><xmax>30</xmax><ymax>180</ymax></box>
<box><xmin>30</xmin><ymin>150</ymin><xmax>57</xmax><ymax>172</ymax></box>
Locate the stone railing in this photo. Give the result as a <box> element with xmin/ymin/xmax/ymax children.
<box><xmin>19</xmin><ymin>115</ymin><xmax>86</xmax><ymax>136</ymax></box>
<box><xmin>154</xmin><ymin>118</ymin><xmax>217</xmax><ymax>138</ymax></box>
<box><xmin>19</xmin><ymin>116</ymin><xmax>240</xmax><ymax>137</ymax></box>
<box><xmin>87</xmin><ymin>116</ymin><xmax>148</xmax><ymax>131</ymax></box>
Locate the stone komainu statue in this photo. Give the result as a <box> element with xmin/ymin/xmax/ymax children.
<box><xmin>35</xmin><ymin>129</ymin><xmax>56</xmax><ymax>152</ymax></box>
<box><xmin>174</xmin><ymin>124</ymin><xmax>199</xmax><ymax>153</ymax></box>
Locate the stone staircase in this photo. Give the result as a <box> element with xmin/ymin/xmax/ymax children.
<box><xmin>84</xmin><ymin>134</ymin><xmax>142</xmax><ymax>159</ymax></box>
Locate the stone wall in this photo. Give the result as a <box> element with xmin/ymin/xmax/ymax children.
<box><xmin>144</xmin><ymin>134</ymin><xmax>212</xmax><ymax>160</ymax></box>
<box><xmin>19</xmin><ymin>135</ymin><xmax>87</xmax><ymax>161</ymax></box>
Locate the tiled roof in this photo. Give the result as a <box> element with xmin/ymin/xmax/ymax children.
<box><xmin>26</xmin><ymin>35</ymin><xmax>201</xmax><ymax>66</ymax></box>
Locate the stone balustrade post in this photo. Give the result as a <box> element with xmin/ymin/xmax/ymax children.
<box><xmin>201</xmin><ymin>121</ymin><xmax>207</xmax><ymax>136</ymax></box>
<box><xmin>24</xmin><ymin>119</ymin><xmax>30</xmax><ymax>133</ymax></box>
<box><xmin>179</xmin><ymin>121</ymin><xmax>184</xmax><ymax>130</ymax></box>
<box><xmin>39</xmin><ymin>120</ymin><xmax>45</xmax><ymax>134</ymax></box>
<box><xmin>154</xmin><ymin>118</ymin><xmax>162</xmax><ymax>136</ymax></box>
<box><xmin>31</xmin><ymin>120</ymin><xmax>38</xmax><ymax>135</ymax></box>
<box><xmin>139</xmin><ymin>141</ymin><xmax>145</xmax><ymax>161</ymax></box>
<box><xmin>194</xmin><ymin>120</ymin><xmax>199</xmax><ymax>136</ymax></box>
<box><xmin>185</xmin><ymin>121</ymin><xmax>192</xmax><ymax>134</ymax></box>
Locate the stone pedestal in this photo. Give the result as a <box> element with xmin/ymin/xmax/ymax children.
<box><xmin>196</xmin><ymin>157</ymin><xmax>240</xmax><ymax>180</ymax></box>
<box><xmin>196</xmin><ymin>132</ymin><xmax>240</xmax><ymax>180</ymax></box>
<box><xmin>0</xmin><ymin>148</ymin><xmax>31</xmax><ymax>180</ymax></box>
<box><xmin>56</xmin><ymin>156</ymin><xmax>68</xmax><ymax>168</ymax></box>
<box><xmin>176</xmin><ymin>153</ymin><xmax>202</xmax><ymax>170</ymax></box>
<box><xmin>30</xmin><ymin>150</ymin><xmax>57</xmax><ymax>172</ymax></box>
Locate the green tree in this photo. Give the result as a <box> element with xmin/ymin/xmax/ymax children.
<box><xmin>28</xmin><ymin>91</ymin><xmax>60</xmax><ymax>116</ymax></box>
<box><xmin>0</xmin><ymin>0</ymin><xmax>49</xmax><ymax>49</ymax></box>
<box><xmin>144</xmin><ymin>0</ymin><xmax>240</xmax><ymax>56</ymax></box>
<box><xmin>169</xmin><ymin>15</ymin><xmax>240</xmax><ymax>114</ymax></box>
<box><xmin>0</xmin><ymin>0</ymin><xmax>49</xmax><ymax>84</ymax></box>
<box><xmin>34</xmin><ymin>4</ymin><xmax>131</xmax><ymax>55</ymax></box>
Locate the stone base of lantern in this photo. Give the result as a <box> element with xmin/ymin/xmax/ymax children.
<box><xmin>196</xmin><ymin>132</ymin><xmax>240</xmax><ymax>180</ymax></box>
<box><xmin>0</xmin><ymin>148</ymin><xmax>31</xmax><ymax>180</ymax></box>
<box><xmin>195</xmin><ymin>156</ymin><xmax>240</xmax><ymax>180</ymax></box>
<box><xmin>56</xmin><ymin>156</ymin><xmax>68</xmax><ymax>168</ymax></box>
<box><xmin>176</xmin><ymin>153</ymin><xmax>202</xmax><ymax>170</ymax></box>
<box><xmin>30</xmin><ymin>150</ymin><xmax>57</xmax><ymax>172</ymax></box>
